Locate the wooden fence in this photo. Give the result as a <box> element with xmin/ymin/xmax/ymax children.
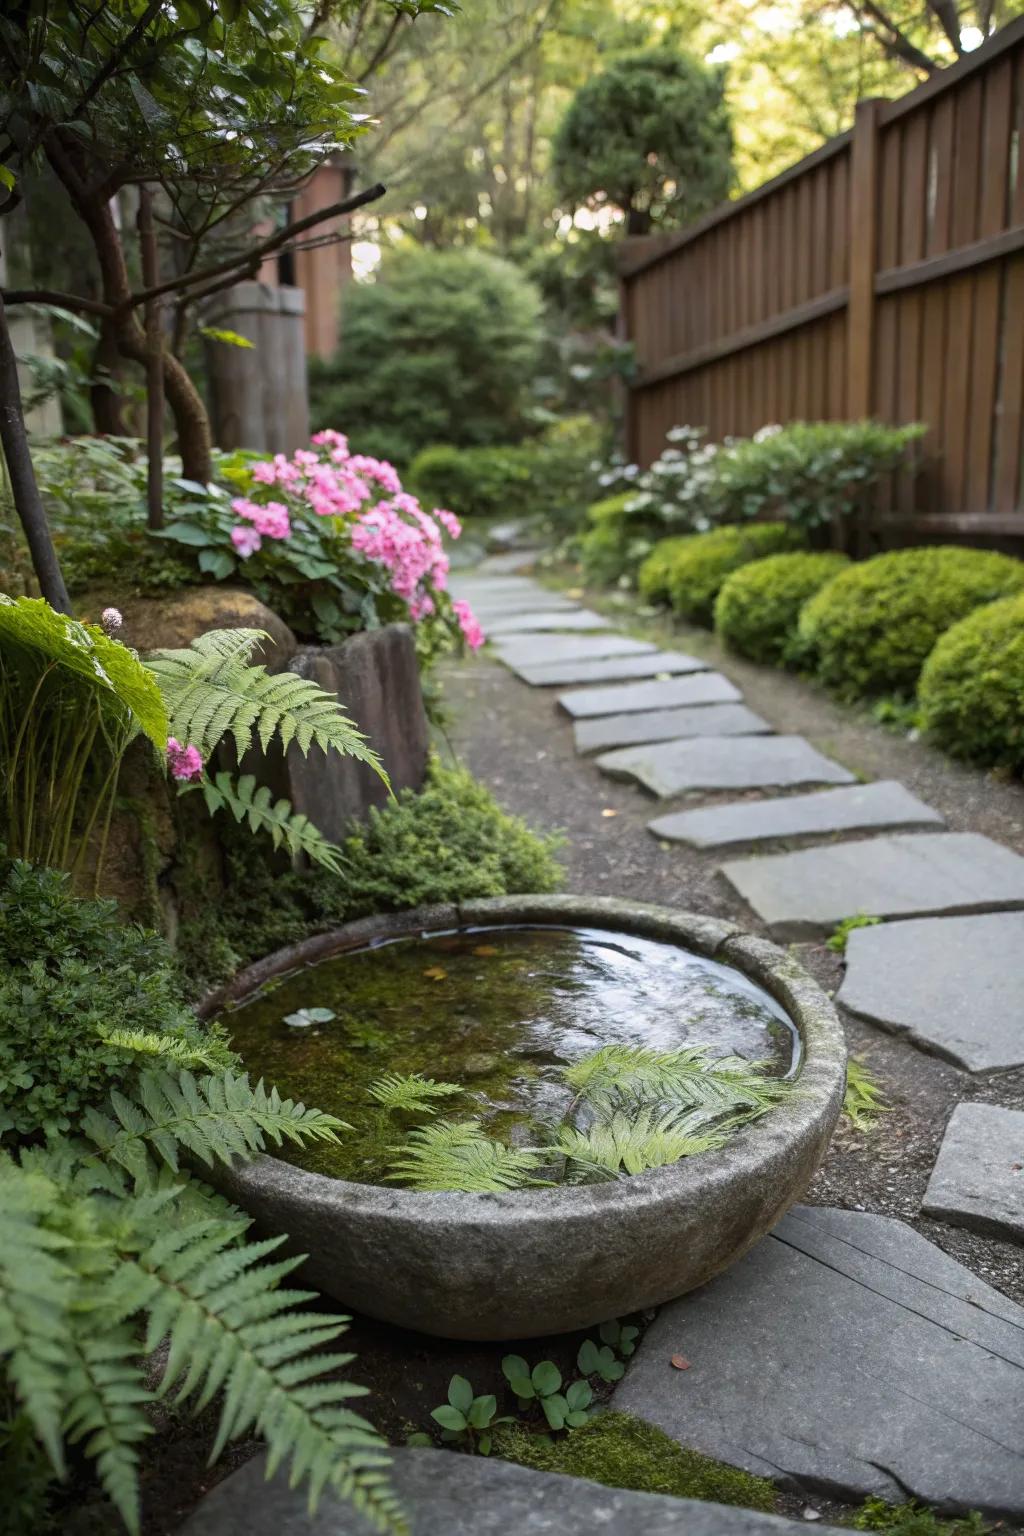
<box><xmin>619</xmin><ymin>17</ymin><xmax>1024</xmax><ymax>549</ymax></box>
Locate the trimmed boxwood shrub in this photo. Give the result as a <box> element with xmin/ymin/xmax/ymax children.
<box><xmin>637</xmin><ymin>534</ymin><xmax>698</xmax><ymax>605</ymax></box>
<box><xmin>641</xmin><ymin>522</ymin><xmax>805</xmax><ymax>626</ymax></box>
<box><xmin>799</xmin><ymin>545</ymin><xmax>1024</xmax><ymax>700</ymax></box>
<box><xmin>919</xmin><ymin>591</ymin><xmax>1024</xmax><ymax>770</ymax></box>
<box><xmin>714</xmin><ymin>550</ymin><xmax>850</xmax><ymax>666</ymax></box>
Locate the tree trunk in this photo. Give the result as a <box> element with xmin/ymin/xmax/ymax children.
<box><xmin>0</xmin><ymin>292</ymin><xmax>72</xmax><ymax>612</ymax></box>
<box><xmin>137</xmin><ymin>186</ymin><xmax>165</xmax><ymax>525</ymax></box>
<box><xmin>90</xmin><ymin>316</ymin><xmax>130</xmax><ymax>436</ymax></box>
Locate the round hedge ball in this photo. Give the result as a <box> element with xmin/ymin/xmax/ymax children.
<box><xmin>798</xmin><ymin>545</ymin><xmax>1024</xmax><ymax>700</ymax></box>
<box><xmin>714</xmin><ymin>550</ymin><xmax>850</xmax><ymax>667</ymax></box>
<box><xmin>919</xmin><ymin>591</ymin><xmax>1024</xmax><ymax>771</ymax></box>
<box><xmin>640</xmin><ymin>523</ymin><xmax>805</xmax><ymax>627</ymax></box>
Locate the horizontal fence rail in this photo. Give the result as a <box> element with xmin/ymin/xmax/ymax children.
<box><xmin>619</xmin><ymin>16</ymin><xmax>1024</xmax><ymax>548</ymax></box>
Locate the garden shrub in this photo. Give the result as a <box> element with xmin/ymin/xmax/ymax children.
<box><xmin>577</xmin><ymin>494</ymin><xmax>654</xmax><ymax>585</ymax></box>
<box><xmin>409</xmin><ymin>416</ymin><xmax>603</xmax><ymax>528</ymax></box>
<box><xmin>714</xmin><ymin>550</ymin><xmax>850</xmax><ymax>666</ymax></box>
<box><xmin>308</xmin><ymin>247</ymin><xmax>545</xmax><ymax>465</ymax></box>
<box><xmin>643</xmin><ymin>523</ymin><xmax>805</xmax><ymax>626</ymax></box>
<box><xmin>0</xmin><ymin>859</ymin><xmax>232</xmax><ymax>1138</ymax></box>
<box><xmin>918</xmin><ymin>591</ymin><xmax>1024</xmax><ymax>771</ymax></box>
<box><xmin>494</xmin><ymin>1412</ymin><xmax>776</xmax><ymax>1511</ymax></box>
<box><xmin>799</xmin><ymin>546</ymin><xmax>1024</xmax><ymax>700</ymax></box>
<box><xmin>636</xmin><ymin>535</ymin><xmax>697</xmax><ymax>605</ymax></box>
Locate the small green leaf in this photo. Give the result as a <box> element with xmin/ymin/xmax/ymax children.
<box><xmin>154</xmin><ymin>521</ymin><xmax>214</xmax><ymax>547</ymax></box>
<box><xmin>577</xmin><ymin>1339</ymin><xmax>600</xmax><ymax>1376</ymax></box>
<box><xmin>541</xmin><ymin>1394</ymin><xmax>567</xmax><ymax>1430</ymax></box>
<box><xmin>198</xmin><ymin>548</ymin><xmax>236</xmax><ymax>580</ymax></box>
<box><xmin>467</xmin><ymin>1394</ymin><xmax>496</xmax><ymax>1428</ymax></box>
<box><xmin>447</xmin><ymin>1375</ymin><xmax>473</xmax><ymax>1415</ymax></box>
<box><xmin>406</xmin><ymin>1431</ymin><xmax>433</xmax><ymax>1447</ymax></box>
<box><xmin>531</xmin><ymin>1361</ymin><xmax>561</xmax><ymax>1397</ymax></box>
<box><xmin>565</xmin><ymin>1410</ymin><xmax>590</xmax><ymax>1428</ymax></box>
<box><xmin>477</xmin><ymin>1431</ymin><xmax>492</xmax><ymax>1455</ymax></box>
<box><xmin>598</xmin><ymin>1320</ymin><xmax>620</xmax><ymax>1347</ymax></box>
<box><xmin>501</xmin><ymin>1354</ymin><xmax>530</xmax><ymax>1385</ymax></box>
<box><xmin>0</xmin><ymin>164</ymin><xmax>15</xmax><ymax>191</ymax></box>
<box><xmin>565</xmin><ymin>1380</ymin><xmax>593</xmax><ymax>1412</ymax></box>
<box><xmin>430</xmin><ymin>1405</ymin><xmax>467</xmax><ymax>1432</ymax></box>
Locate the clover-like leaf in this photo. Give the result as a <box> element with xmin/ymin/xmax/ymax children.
<box><xmin>431</xmin><ymin>1404</ymin><xmax>467</xmax><ymax>1432</ymax></box>
<box><xmin>531</xmin><ymin>1360</ymin><xmax>562</xmax><ymax>1397</ymax></box>
<box><xmin>448</xmin><ymin>1375</ymin><xmax>473</xmax><ymax>1415</ymax></box>
<box><xmin>468</xmin><ymin>1395</ymin><xmax>496</xmax><ymax>1429</ymax></box>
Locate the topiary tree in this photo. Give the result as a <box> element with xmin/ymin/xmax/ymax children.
<box><xmin>714</xmin><ymin>551</ymin><xmax>851</xmax><ymax>667</ymax></box>
<box><xmin>552</xmin><ymin>50</ymin><xmax>733</xmax><ymax>235</ymax></box>
<box><xmin>309</xmin><ymin>248</ymin><xmax>545</xmax><ymax>465</ymax></box>
<box><xmin>639</xmin><ymin>523</ymin><xmax>805</xmax><ymax>626</ymax></box>
<box><xmin>918</xmin><ymin>592</ymin><xmax>1024</xmax><ymax>771</ymax></box>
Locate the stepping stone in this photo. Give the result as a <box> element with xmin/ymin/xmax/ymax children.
<box><xmin>559</xmin><ymin>672</ymin><xmax>729</xmax><ymax>719</ymax></box>
<box><xmin>650</xmin><ymin>781</ymin><xmax>943</xmax><ymax>851</ymax></box>
<box><xmin>181</xmin><ymin>1445</ymin><xmax>842</xmax><ymax>1536</ymax></box>
<box><xmin>723</xmin><ymin>832</ymin><xmax>1024</xmax><ymax>941</ymax></box>
<box><xmin>494</xmin><ymin>634</ymin><xmax>655</xmax><ymax>668</ymax></box>
<box><xmin>515</xmin><ymin>651</ymin><xmax>709</xmax><ymax>688</ymax></box>
<box><xmin>485</xmin><ymin>609</ymin><xmax>612</xmax><ymax>635</ymax></box>
<box><xmin>469</xmin><ymin>596</ymin><xmax>582</xmax><ymax>621</ymax></box>
<box><xmin>923</xmin><ymin>1103</ymin><xmax>1024</xmax><ymax>1241</ymax></box>
<box><xmin>576</xmin><ymin>704</ymin><xmax>772</xmax><ymax>755</ymax></box>
<box><xmin>612</xmin><ymin>1204</ymin><xmax>1024</xmax><ymax>1516</ymax></box>
<box><xmin>476</xmin><ymin>548</ymin><xmax>543</xmax><ymax>573</ymax></box>
<box><xmin>597</xmin><ymin>736</ymin><xmax>854</xmax><ymax>800</ymax></box>
<box><xmin>838</xmin><ymin>912</ymin><xmax>1024</xmax><ymax>1072</ymax></box>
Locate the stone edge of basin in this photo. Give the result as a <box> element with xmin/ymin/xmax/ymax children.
<box><xmin>200</xmin><ymin>894</ymin><xmax>848</xmax><ymax>1339</ymax></box>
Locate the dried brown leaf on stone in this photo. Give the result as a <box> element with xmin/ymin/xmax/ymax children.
<box><xmin>670</xmin><ymin>1355</ymin><xmax>691</xmax><ymax>1370</ymax></box>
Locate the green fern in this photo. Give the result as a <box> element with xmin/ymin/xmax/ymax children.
<box><xmin>844</xmin><ymin>1058</ymin><xmax>890</xmax><ymax>1132</ymax></box>
<box><xmin>564</xmin><ymin>1044</ymin><xmax>793</xmax><ymax>1118</ymax></box>
<box><xmin>385</xmin><ymin>1121</ymin><xmax>550</xmax><ymax>1193</ymax></box>
<box><xmin>144</xmin><ymin>628</ymin><xmax>383</xmax><ymax>769</ymax></box>
<box><xmin>197</xmin><ymin>770</ymin><xmax>346</xmax><ymax>871</ymax></box>
<box><xmin>96</xmin><ymin>1027</ymin><xmax>228</xmax><ymax>1073</ymax></box>
<box><xmin>553</xmin><ymin>1107</ymin><xmax>731</xmax><ymax>1182</ymax></box>
<box><xmin>368</xmin><ymin>1072</ymin><xmax>464</xmax><ymax>1115</ymax></box>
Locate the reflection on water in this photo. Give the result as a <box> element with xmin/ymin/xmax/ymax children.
<box><xmin>223</xmin><ymin>925</ymin><xmax>798</xmax><ymax>1183</ymax></box>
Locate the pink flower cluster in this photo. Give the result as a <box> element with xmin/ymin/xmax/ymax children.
<box><xmin>229</xmin><ymin>430</ymin><xmax>484</xmax><ymax>649</ymax></box>
<box><xmin>167</xmin><ymin>738</ymin><xmax>203</xmax><ymax>782</ymax></box>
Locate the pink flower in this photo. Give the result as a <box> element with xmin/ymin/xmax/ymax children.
<box><xmin>231</xmin><ymin>525</ymin><xmax>262</xmax><ymax>558</ymax></box>
<box><xmin>437</xmin><ymin>509</ymin><xmax>462</xmax><ymax>540</ymax></box>
<box><xmin>251</xmin><ymin>460</ymin><xmax>277</xmax><ymax>485</ymax></box>
<box><xmin>167</xmin><ymin>738</ymin><xmax>204</xmax><ymax>782</ymax></box>
<box><xmin>452</xmin><ymin>599</ymin><xmax>485</xmax><ymax>650</ymax></box>
<box><xmin>100</xmin><ymin>606</ymin><xmax>123</xmax><ymax>631</ymax></box>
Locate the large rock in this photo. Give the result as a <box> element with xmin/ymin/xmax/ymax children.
<box><xmin>267</xmin><ymin>624</ymin><xmax>429</xmax><ymax>838</ymax></box>
<box><xmin>112</xmin><ymin>585</ymin><xmax>297</xmax><ymax>670</ymax></box>
<box><xmin>180</xmin><ymin>1447</ymin><xmax>845</xmax><ymax>1536</ymax></box>
<box><xmin>612</xmin><ymin>1204</ymin><xmax>1024</xmax><ymax>1516</ymax></box>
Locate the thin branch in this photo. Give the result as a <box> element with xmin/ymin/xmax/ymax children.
<box><xmin>858</xmin><ymin>0</ymin><xmax>939</xmax><ymax>72</ymax></box>
<box><xmin>358</xmin><ymin>11</ymin><xmax>406</xmax><ymax>82</ymax></box>
<box><xmin>1</xmin><ymin>288</ymin><xmax>113</xmax><ymax>317</ymax></box>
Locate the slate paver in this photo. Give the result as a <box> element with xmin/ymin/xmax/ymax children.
<box><xmin>611</xmin><ymin>1204</ymin><xmax>1024</xmax><ymax>1516</ymax></box>
<box><xmin>494</xmin><ymin>633</ymin><xmax>656</xmax><ymax>668</ymax></box>
<box><xmin>597</xmin><ymin>735</ymin><xmax>855</xmax><ymax>799</ymax></box>
<box><xmin>649</xmin><ymin>780</ymin><xmax>943</xmax><ymax>851</ymax></box>
<box><xmin>515</xmin><ymin>651</ymin><xmax>711</xmax><ymax>687</ymax></box>
<box><xmin>575</xmin><ymin>703</ymin><xmax>771</xmax><ymax>755</ymax></box>
<box><xmin>485</xmin><ymin>609</ymin><xmax>613</xmax><ymax>634</ymax></box>
<box><xmin>838</xmin><ymin>912</ymin><xmax>1024</xmax><ymax>1072</ymax></box>
<box><xmin>922</xmin><ymin>1102</ymin><xmax>1024</xmax><ymax>1241</ymax></box>
<box><xmin>180</xmin><ymin>1445</ymin><xmax>844</xmax><ymax>1536</ymax></box>
<box><xmin>722</xmin><ymin>832</ymin><xmax>1024</xmax><ymax>940</ymax></box>
<box><xmin>558</xmin><ymin>672</ymin><xmax>729</xmax><ymax>719</ymax></box>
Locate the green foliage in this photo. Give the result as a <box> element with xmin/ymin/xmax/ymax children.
<box><xmin>553</xmin><ymin>1109</ymin><xmax>731</xmax><ymax>1182</ymax></box>
<box><xmin>368</xmin><ymin>1073</ymin><xmax>464</xmax><ymax>1115</ymax></box>
<box><xmin>595</xmin><ymin>1318</ymin><xmax>639</xmax><ymax>1358</ymax></box>
<box><xmin>563</xmin><ymin>1042</ymin><xmax>793</xmax><ymax>1118</ymax></box>
<box><xmin>826</xmin><ymin>913</ymin><xmax>881</xmax><ymax>954</ymax></box>
<box><xmin>196</xmin><ymin>772</ymin><xmax>348</xmax><ymax>872</ymax></box>
<box><xmin>918</xmin><ymin>591</ymin><xmax>1024</xmax><ymax>772</ymax></box>
<box><xmin>384</xmin><ymin>1120</ymin><xmax>550</xmax><ymax>1193</ymax></box>
<box><xmin>709</xmin><ymin>421</ymin><xmax>925</xmax><ymax>531</ymax></box>
<box><xmin>635</xmin><ymin>535</ymin><xmax>695</xmax><ymax>605</ymax></box>
<box><xmin>501</xmin><ymin>1356</ymin><xmax>594</xmax><ymax>1432</ymax></box>
<box><xmin>578</xmin><ymin>494</ymin><xmax>659</xmax><ymax>586</ymax></box>
<box><xmin>852</xmin><ymin>1498</ymin><xmax>989</xmax><ymax>1535</ymax></box>
<box><xmin>714</xmin><ymin>551</ymin><xmax>851</xmax><ymax>666</ymax></box>
<box><xmin>552</xmin><ymin>50</ymin><xmax>733</xmax><ymax>231</ymax></box>
<box><xmin>577</xmin><ymin>1338</ymin><xmax>625</xmax><ymax>1383</ymax></box>
<box><xmin>409</xmin><ymin>417</ymin><xmax>603</xmax><ymax>529</ymax></box>
<box><xmin>309</xmin><ymin>248</ymin><xmax>545</xmax><ymax>465</ymax></box>
<box><xmin>843</xmin><ymin>1059</ymin><xmax>890</xmax><ymax>1134</ymax></box>
<box><xmin>799</xmin><ymin>546</ymin><xmax>1024</xmax><ymax>700</ymax></box>
<box><xmin>493</xmin><ymin>1411</ymin><xmax>778</xmax><ymax>1511</ymax></box>
<box><xmin>641</xmin><ymin>523</ymin><xmax>805</xmax><ymax>625</ymax></box>
<box><xmin>0</xmin><ymin>861</ymin><xmax>231</xmax><ymax>1140</ymax></box>
<box><xmin>428</xmin><ymin>1375</ymin><xmax>513</xmax><ymax>1455</ymax></box>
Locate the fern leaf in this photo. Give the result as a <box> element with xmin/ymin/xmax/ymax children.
<box><xmin>554</xmin><ymin>1107</ymin><xmax>730</xmax><ymax>1182</ymax></box>
<box><xmin>96</xmin><ymin>1027</ymin><xmax>227</xmax><ymax>1073</ymax></box>
<box><xmin>144</xmin><ymin>628</ymin><xmax>385</xmax><ymax>775</ymax></box>
<box><xmin>564</xmin><ymin>1044</ymin><xmax>793</xmax><ymax>1118</ymax></box>
<box><xmin>80</xmin><ymin>1069</ymin><xmax>349</xmax><ymax>1178</ymax></box>
<box><xmin>197</xmin><ymin>771</ymin><xmax>347</xmax><ymax>872</ymax></box>
<box><xmin>62</xmin><ymin>1330</ymin><xmax>154</xmax><ymax>1536</ymax></box>
<box><xmin>367</xmin><ymin>1073</ymin><xmax>464</xmax><ymax>1115</ymax></box>
<box><xmin>385</xmin><ymin>1121</ymin><xmax>549</xmax><ymax>1193</ymax></box>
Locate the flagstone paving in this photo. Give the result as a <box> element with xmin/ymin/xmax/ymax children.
<box><xmin>723</xmin><ymin>832</ymin><xmax>1024</xmax><ymax>940</ymax></box>
<box><xmin>575</xmin><ymin>703</ymin><xmax>771</xmax><ymax>754</ymax></box>
<box><xmin>484</xmin><ymin>609</ymin><xmax>612</xmax><ymax>633</ymax></box>
<box><xmin>512</xmin><ymin>650</ymin><xmax>712</xmax><ymax>687</ymax></box>
<box><xmin>597</xmin><ymin>735</ymin><xmax>856</xmax><ymax>799</ymax></box>
<box><xmin>649</xmin><ymin>781</ymin><xmax>944</xmax><ymax>850</ymax></box>
<box><xmin>922</xmin><ymin>1103</ymin><xmax>1024</xmax><ymax>1241</ymax></box>
<box><xmin>492</xmin><ymin>633</ymin><xmax>657</xmax><ymax>667</ymax></box>
<box><xmin>838</xmin><ymin>912</ymin><xmax>1024</xmax><ymax>1072</ymax></box>
<box><xmin>611</xmin><ymin>1205</ymin><xmax>1024</xmax><ymax>1516</ymax></box>
<box><xmin>559</xmin><ymin>672</ymin><xmax>729</xmax><ymax>718</ymax></box>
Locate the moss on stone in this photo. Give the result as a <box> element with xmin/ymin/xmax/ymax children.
<box><xmin>492</xmin><ymin>1411</ymin><xmax>778</xmax><ymax>1512</ymax></box>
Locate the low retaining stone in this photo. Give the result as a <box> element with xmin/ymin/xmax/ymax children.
<box><xmin>837</xmin><ymin>912</ymin><xmax>1024</xmax><ymax>1072</ymax></box>
<box><xmin>922</xmin><ymin>1102</ymin><xmax>1024</xmax><ymax>1241</ymax></box>
<box><xmin>611</xmin><ymin>1204</ymin><xmax>1024</xmax><ymax>1516</ymax></box>
<box><xmin>512</xmin><ymin>651</ymin><xmax>707</xmax><ymax>687</ymax></box>
<box><xmin>575</xmin><ymin>704</ymin><xmax>771</xmax><ymax>755</ymax></box>
<box><xmin>597</xmin><ymin>736</ymin><xmax>854</xmax><ymax>799</ymax></box>
<box><xmin>180</xmin><ymin>1447</ymin><xmax>846</xmax><ymax>1536</ymax></box>
<box><xmin>558</xmin><ymin>673</ymin><xmax>731</xmax><ymax>719</ymax></box>
<box><xmin>649</xmin><ymin>781</ymin><xmax>943</xmax><ymax>851</ymax></box>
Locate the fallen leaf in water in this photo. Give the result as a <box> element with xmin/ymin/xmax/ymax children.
<box><xmin>670</xmin><ymin>1355</ymin><xmax>691</xmax><ymax>1370</ymax></box>
<box><xmin>473</xmin><ymin>945</ymin><xmax>499</xmax><ymax>957</ymax></box>
<box><xmin>423</xmin><ymin>966</ymin><xmax>448</xmax><ymax>981</ymax></box>
<box><xmin>601</xmin><ymin>808</ymin><xmax>618</xmax><ymax>818</ymax></box>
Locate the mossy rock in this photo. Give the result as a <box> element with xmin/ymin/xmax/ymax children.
<box><xmin>918</xmin><ymin>590</ymin><xmax>1024</xmax><ymax>772</ymax></box>
<box><xmin>798</xmin><ymin>545</ymin><xmax>1024</xmax><ymax>700</ymax></box>
<box><xmin>640</xmin><ymin>523</ymin><xmax>805</xmax><ymax>626</ymax></box>
<box><xmin>493</xmin><ymin>1411</ymin><xmax>777</xmax><ymax>1512</ymax></box>
<box><xmin>714</xmin><ymin>550</ymin><xmax>850</xmax><ymax>667</ymax></box>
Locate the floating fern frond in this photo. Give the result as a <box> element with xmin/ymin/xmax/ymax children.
<box><xmin>198</xmin><ymin>771</ymin><xmax>346</xmax><ymax>872</ymax></box>
<box><xmin>368</xmin><ymin>1073</ymin><xmax>464</xmax><ymax>1115</ymax></box>
<box><xmin>144</xmin><ymin>628</ymin><xmax>384</xmax><ymax>774</ymax></box>
<box><xmin>554</xmin><ymin>1107</ymin><xmax>731</xmax><ymax>1183</ymax></box>
<box><xmin>385</xmin><ymin>1121</ymin><xmax>549</xmax><ymax>1193</ymax></box>
<box><xmin>79</xmin><ymin>1069</ymin><xmax>350</xmax><ymax>1180</ymax></box>
<box><xmin>564</xmin><ymin>1044</ymin><xmax>793</xmax><ymax>1118</ymax></box>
